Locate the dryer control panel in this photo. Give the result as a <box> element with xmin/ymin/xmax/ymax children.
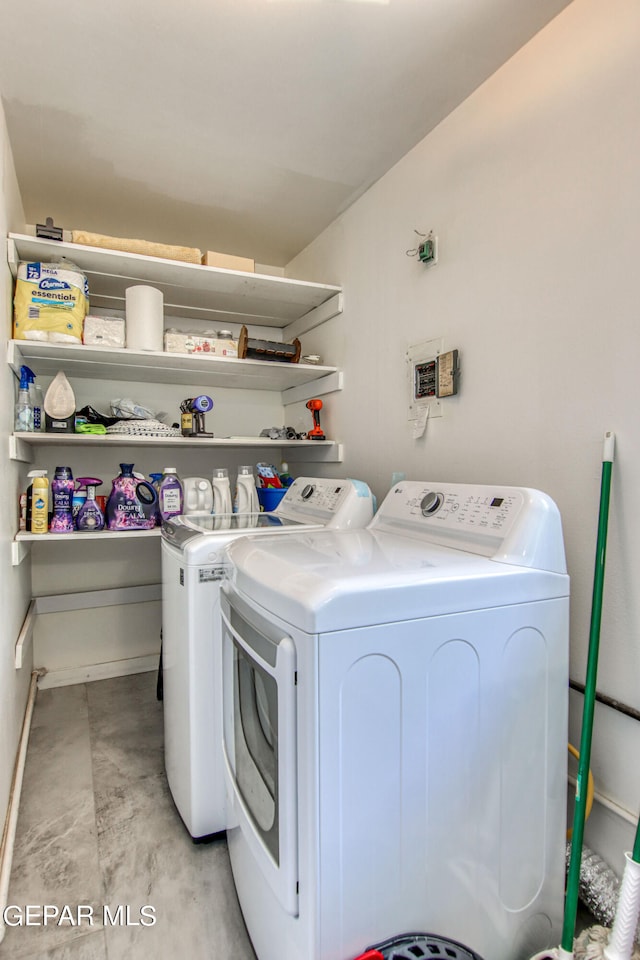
<box><xmin>371</xmin><ymin>481</ymin><xmax>566</xmax><ymax>573</ymax></box>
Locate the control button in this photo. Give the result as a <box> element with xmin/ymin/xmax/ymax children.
<box><xmin>421</xmin><ymin>491</ymin><xmax>443</xmax><ymax>516</ymax></box>
<box><xmin>301</xmin><ymin>484</ymin><xmax>315</xmax><ymax>500</ymax></box>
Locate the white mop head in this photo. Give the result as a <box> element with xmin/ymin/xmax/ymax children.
<box><xmin>574</xmin><ymin>926</ymin><xmax>640</xmax><ymax>960</ymax></box>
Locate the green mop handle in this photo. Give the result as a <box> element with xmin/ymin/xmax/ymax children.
<box><xmin>562</xmin><ymin>431</ymin><xmax>615</xmax><ymax>956</ymax></box>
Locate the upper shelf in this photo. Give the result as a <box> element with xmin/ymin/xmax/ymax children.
<box><xmin>7</xmin><ymin>234</ymin><xmax>342</xmax><ymax>330</ymax></box>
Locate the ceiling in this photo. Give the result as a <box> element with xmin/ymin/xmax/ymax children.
<box><xmin>0</xmin><ymin>0</ymin><xmax>573</xmax><ymax>267</ymax></box>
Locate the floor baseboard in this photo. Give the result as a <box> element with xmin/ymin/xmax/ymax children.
<box><xmin>37</xmin><ymin>654</ymin><xmax>159</xmax><ymax>690</ymax></box>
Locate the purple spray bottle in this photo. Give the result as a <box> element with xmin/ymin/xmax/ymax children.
<box><xmin>76</xmin><ymin>479</ymin><xmax>105</xmax><ymax>531</ymax></box>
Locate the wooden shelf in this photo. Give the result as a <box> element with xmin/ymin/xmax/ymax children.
<box><xmin>7</xmin><ymin>233</ymin><xmax>342</xmax><ymax>330</ymax></box>
<box><xmin>7</xmin><ymin>339</ymin><xmax>341</xmax><ymax>397</ymax></box>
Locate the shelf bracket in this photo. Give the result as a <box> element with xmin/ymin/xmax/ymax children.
<box><xmin>288</xmin><ymin>443</ymin><xmax>344</xmax><ymax>464</ymax></box>
<box><xmin>11</xmin><ymin>540</ymin><xmax>31</xmax><ymax>567</ymax></box>
<box><xmin>284</xmin><ymin>292</ymin><xmax>343</xmax><ymax>341</ymax></box>
<box><xmin>6</xmin><ymin>338</ymin><xmax>22</xmax><ymax>375</ymax></box>
<box><xmin>6</xmin><ymin>236</ymin><xmax>18</xmax><ymax>278</ymax></box>
<box><xmin>282</xmin><ymin>370</ymin><xmax>343</xmax><ymax>406</ymax></box>
<box><xmin>9</xmin><ymin>435</ymin><xmax>33</xmax><ymax>463</ymax></box>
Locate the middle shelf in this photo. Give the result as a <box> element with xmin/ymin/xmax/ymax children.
<box><xmin>7</xmin><ymin>339</ymin><xmax>341</xmax><ymax>399</ymax></box>
<box><xmin>9</xmin><ymin>432</ymin><xmax>343</xmax><ymax>463</ymax></box>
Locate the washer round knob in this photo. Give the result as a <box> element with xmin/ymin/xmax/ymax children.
<box><xmin>301</xmin><ymin>484</ymin><xmax>315</xmax><ymax>500</ymax></box>
<box><xmin>421</xmin><ymin>491</ymin><xmax>443</xmax><ymax>516</ymax></box>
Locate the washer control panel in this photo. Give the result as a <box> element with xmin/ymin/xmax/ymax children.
<box><xmin>285</xmin><ymin>479</ymin><xmax>349</xmax><ymax>511</ymax></box>
<box><xmin>371</xmin><ymin>481</ymin><xmax>539</xmax><ymax>558</ymax></box>
<box><xmin>412</xmin><ymin>488</ymin><xmax>521</xmax><ymax>534</ymax></box>
<box><xmin>277</xmin><ymin>477</ymin><xmax>374</xmax><ymax>529</ymax></box>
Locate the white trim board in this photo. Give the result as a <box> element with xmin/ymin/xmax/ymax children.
<box><xmin>38</xmin><ymin>655</ymin><xmax>159</xmax><ymax>690</ymax></box>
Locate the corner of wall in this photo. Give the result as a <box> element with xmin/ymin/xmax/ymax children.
<box><xmin>0</xmin><ymin>102</ymin><xmax>32</xmax><ymax>833</ymax></box>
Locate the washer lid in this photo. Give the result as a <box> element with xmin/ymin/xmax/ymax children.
<box><xmin>161</xmin><ymin>512</ymin><xmax>324</xmax><ymax>562</ymax></box>
<box><xmin>225</xmin><ymin>528</ymin><xmax>570</xmax><ymax>633</ymax></box>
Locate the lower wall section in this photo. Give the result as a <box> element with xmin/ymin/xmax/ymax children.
<box><xmin>33</xmin><ymin>591</ymin><xmax>161</xmax><ymax>678</ymax></box>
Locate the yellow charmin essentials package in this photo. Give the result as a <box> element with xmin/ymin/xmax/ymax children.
<box><xmin>13</xmin><ymin>260</ymin><xmax>89</xmax><ymax>343</ymax></box>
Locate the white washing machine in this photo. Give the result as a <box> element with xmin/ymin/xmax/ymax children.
<box><xmin>220</xmin><ymin>481</ymin><xmax>570</xmax><ymax>960</ymax></box>
<box><xmin>161</xmin><ymin>476</ymin><xmax>374</xmax><ymax>840</ymax></box>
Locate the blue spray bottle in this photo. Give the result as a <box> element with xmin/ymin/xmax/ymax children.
<box><xmin>14</xmin><ymin>365</ymin><xmax>34</xmax><ymax>432</ymax></box>
<box><xmin>27</xmin><ymin>368</ymin><xmax>44</xmax><ymax>433</ymax></box>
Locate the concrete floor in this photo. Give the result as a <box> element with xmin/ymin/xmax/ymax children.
<box><xmin>1</xmin><ymin>672</ymin><xmax>257</xmax><ymax>960</ymax></box>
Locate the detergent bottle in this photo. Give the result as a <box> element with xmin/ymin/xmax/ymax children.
<box><xmin>234</xmin><ymin>465</ymin><xmax>259</xmax><ymax>515</ymax></box>
<box><xmin>49</xmin><ymin>466</ymin><xmax>75</xmax><ymax>533</ymax></box>
<box><xmin>279</xmin><ymin>462</ymin><xmax>294</xmax><ymax>487</ymax></box>
<box><xmin>183</xmin><ymin>477</ymin><xmax>213</xmax><ymax>515</ymax></box>
<box><xmin>212</xmin><ymin>467</ymin><xmax>232</xmax><ymax>515</ymax></box>
<box><xmin>76</xmin><ymin>479</ymin><xmax>105</xmax><ymax>531</ymax></box>
<box><xmin>105</xmin><ymin>463</ymin><xmax>157</xmax><ymax>530</ymax></box>
<box><xmin>158</xmin><ymin>467</ymin><xmax>184</xmax><ymax>522</ymax></box>
<box><xmin>149</xmin><ymin>473</ymin><xmax>164</xmax><ymax>525</ymax></box>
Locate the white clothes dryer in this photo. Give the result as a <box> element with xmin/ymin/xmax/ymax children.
<box><xmin>161</xmin><ymin>477</ymin><xmax>374</xmax><ymax>840</ymax></box>
<box><xmin>220</xmin><ymin>481</ymin><xmax>570</xmax><ymax>960</ymax></box>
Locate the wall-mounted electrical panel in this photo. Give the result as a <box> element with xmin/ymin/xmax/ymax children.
<box><xmin>407</xmin><ymin>338</ymin><xmax>459</xmax><ymax>430</ymax></box>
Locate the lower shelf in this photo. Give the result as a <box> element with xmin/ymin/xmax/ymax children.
<box><xmin>15</xmin><ymin>528</ymin><xmax>162</xmax><ymax>543</ymax></box>
<box><xmin>12</xmin><ymin>528</ymin><xmax>161</xmax><ymax>565</ymax></box>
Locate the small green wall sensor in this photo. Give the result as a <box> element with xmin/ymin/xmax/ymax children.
<box><xmin>418</xmin><ymin>237</ymin><xmax>436</xmax><ymax>263</ymax></box>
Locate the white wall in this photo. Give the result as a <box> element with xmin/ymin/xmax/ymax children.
<box><xmin>286</xmin><ymin>0</ymin><xmax>640</xmax><ymax>872</ymax></box>
<box><xmin>0</xmin><ymin>104</ymin><xmax>30</xmax><ymax>830</ymax></box>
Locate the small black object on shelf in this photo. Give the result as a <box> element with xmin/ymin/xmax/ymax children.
<box><xmin>36</xmin><ymin>217</ymin><xmax>63</xmax><ymax>241</ymax></box>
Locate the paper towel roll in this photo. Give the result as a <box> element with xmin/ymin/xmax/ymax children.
<box><xmin>125</xmin><ymin>285</ymin><xmax>164</xmax><ymax>351</ymax></box>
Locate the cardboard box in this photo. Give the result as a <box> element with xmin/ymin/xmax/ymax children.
<box><xmin>202</xmin><ymin>250</ymin><xmax>255</xmax><ymax>272</ymax></box>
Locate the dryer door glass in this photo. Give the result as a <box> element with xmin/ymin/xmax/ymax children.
<box><xmin>233</xmin><ymin>638</ymin><xmax>279</xmax><ymax>862</ymax></box>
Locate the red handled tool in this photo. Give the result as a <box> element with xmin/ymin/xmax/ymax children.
<box><xmin>306</xmin><ymin>398</ymin><xmax>325</xmax><ymax>440</ymax></box>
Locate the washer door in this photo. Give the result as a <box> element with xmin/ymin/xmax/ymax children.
<box><xmin>221</xmin><ymin>588</ymin><xmax>298</xmax><ymax>916</ymax></box>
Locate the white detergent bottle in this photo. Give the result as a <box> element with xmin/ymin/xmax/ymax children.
<box><xmin>234</xmin><ymin>465</ymin><xmax>259</xmax><ymax>515</ymax></box>
<box><xmin>183</xmin><ymin>477</ymin><xmax>213</xmax><ymax>515</ymax></box>
<box><xmin>212</xmin><ymin>467</ymin><xmax>232</xmax><ymax>516</ymax></box>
